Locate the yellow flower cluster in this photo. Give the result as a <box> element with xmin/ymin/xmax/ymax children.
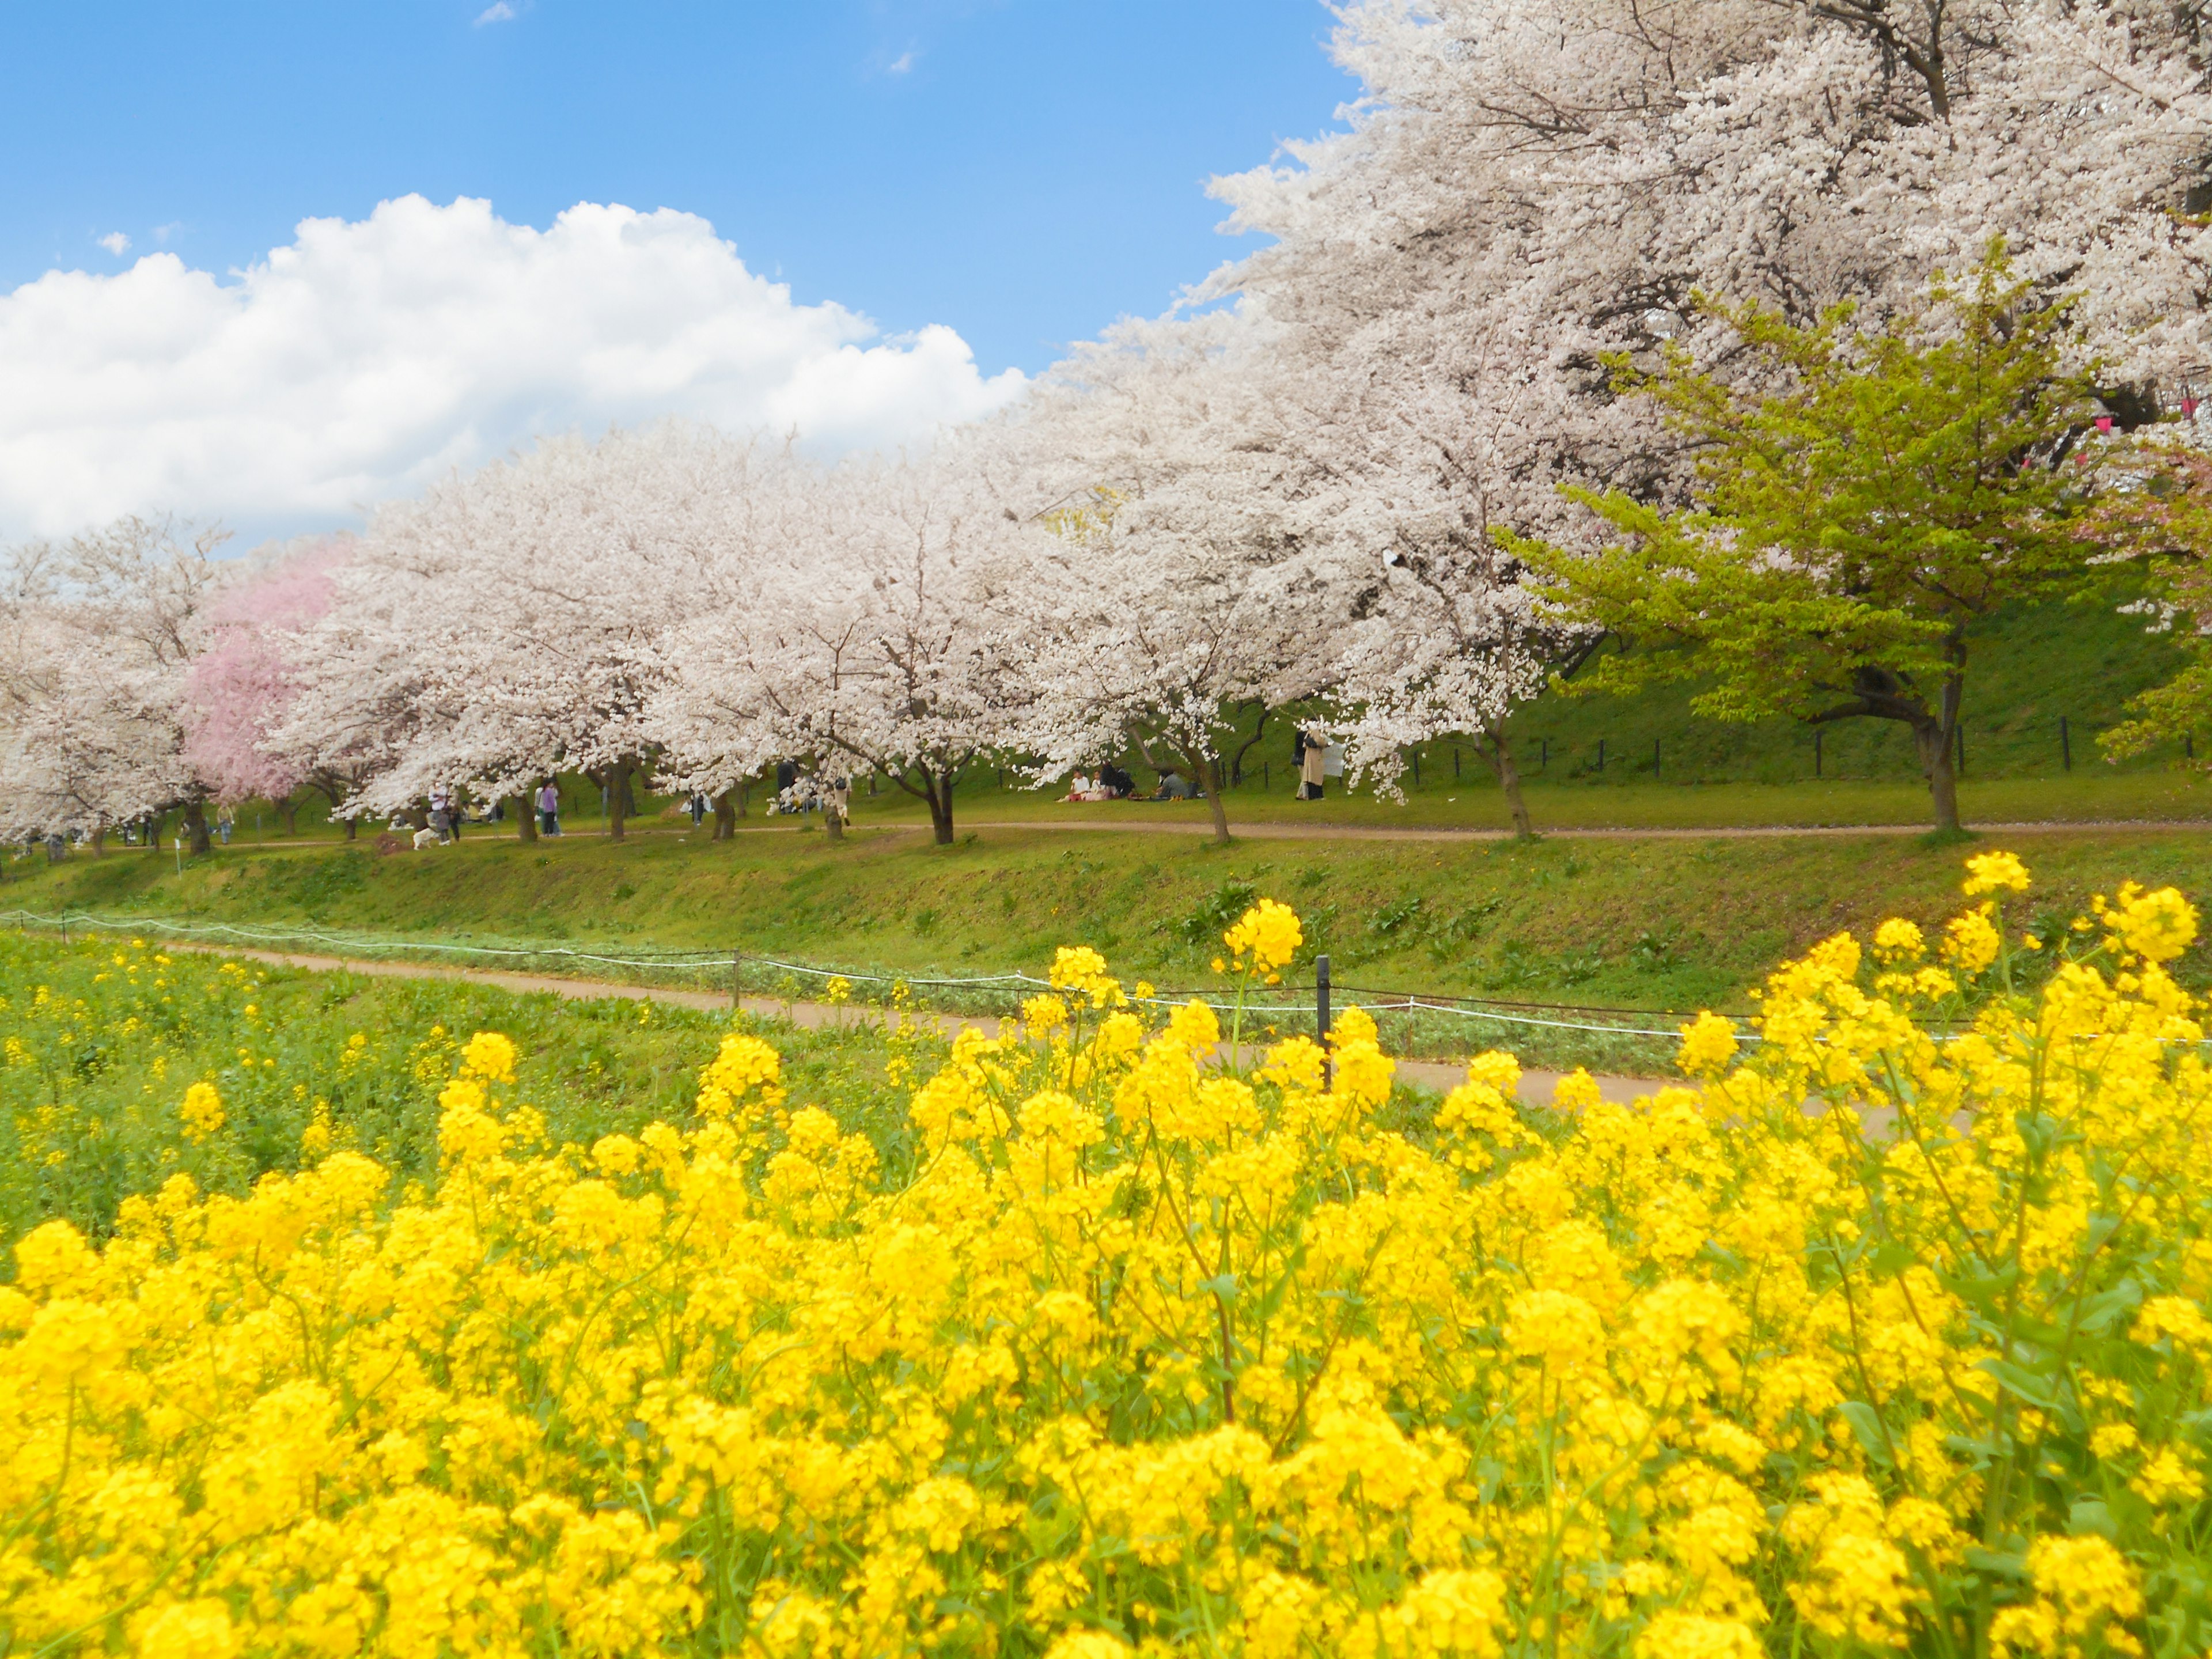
<box><xmin>1</xmin><ymin>865</ymin><xmax>2204</xmax><ymax>1657</ymax></box>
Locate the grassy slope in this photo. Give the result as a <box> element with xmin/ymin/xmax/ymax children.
<box><xmin>16</xmin><ymin>817</ymin><xmax>2207</xmax><ymax>1026</ymax></box>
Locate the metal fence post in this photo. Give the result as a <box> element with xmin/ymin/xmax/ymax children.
<box><xmin>2061</xmin><ymin>716</ymin><xmax>2071</xmax><ymax>772</ymax></box>
<box><xmin>1317</xmin><ymin>955</ymin><xmax>1333</xmax><ymax>1093</ymax></box>
<box><xmin>1814</xmin><ymin>727</ymin><xmax>1823</xmax><ymax>778</ymax></box>
<box><xmin>731</xmin><ymin>952</ymin><xmax>742</xmax><ymax>1013</ymax></box>
<box><xmin>1597</xmin><ymin>738</ymin><xmax>1606</xmax><ymax>774</ymax></box>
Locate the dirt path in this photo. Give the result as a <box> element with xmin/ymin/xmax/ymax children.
<box><xmin>178</xmin><ymin>941</ymin><xmax>1659</xmax><ymax>1106</ymax></box>
<box><xmin>949</xmin><ymin>817</ymin><xmax>2212</xmax><ymax>842</ymax></box>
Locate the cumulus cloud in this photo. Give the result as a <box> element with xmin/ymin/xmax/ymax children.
<box><xmin>96</xmin><ymin>232</ymin><xmax>130</xmax><ymax>256</ymax></box>
<box><xmin>474</xmin><ymin>2</ymin><xmax>516</xmax><ymax>22</ymax></box>
<box><xmin>0</xmin><ymin>195</ymin><xmax>1026</xmax><ymax>536</ymax></box>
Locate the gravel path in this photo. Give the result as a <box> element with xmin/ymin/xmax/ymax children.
<box><xmin>178</xmin><ymin>941</ymin><xmax>1659</xmax><ymax>1105</ymax></box>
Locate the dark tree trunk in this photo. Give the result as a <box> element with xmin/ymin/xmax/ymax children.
<box><xmin>1484</xmin><ymin>724</ymin><xmax>1534</xmax><ymax>838</ymax></box>
<box><xmin>145</xmin><ymin>811</ymin><xmax>164</xmax><ymax>853</ymax></box>
<box><xmin>605</xmin><ymin>759</ymin><xmax>632</xmax><ymax>841</ymax></box>
<box><xmin>1913</xmin><ymin>671</ymin><xmax>1966</xmax><ymax>834</ymax></box>
<box><xmin>712</xmin><ymin>790</ymin><xmax>736</xmax><ymax>841</ymax></box>
<box><xmin>343</xmin><ymin>816</ymin><xmax>359</xmax><ymax>842</ymax></box>
<box><xmin>276</xmin><ymin>796</ymin><xmax>298</xmax><ymax>836</ymax></box>
<box><xmin>89</xmin><ymin>826</ymin><xmax>106</xmax><ymax>857</ymax></box>
<box><xmin>925</xmin><ymin>766</ymin><xmax>956</xmax><ymax>845</ymax></box>
<box><xmin>1229</xmin><ymin>703</ymin><xmax>1272</xmax><ymax>785</ymax></box>
<box><xmin>1916</xmin><ymin>718</ymin><xmax>1963</xmax><ymax>833</ymax></box>
<box><xmin>1189</xmin><ymin>750</ymin><xmax>1232</xmax><ymax>846</ymax></box>
<box><xmin>183</xmin><ymin>799</ymin><xmax>211</xmax><ymax>856</ymax></box>
<box><xmin>517</xmin><ymin>789</ymin><xmax>538</xmax><ymax>842</ymax></box>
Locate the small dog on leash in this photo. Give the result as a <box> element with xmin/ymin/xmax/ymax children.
<box><xmin>412</xmin><ymin>827</ymin><xmax>446</xmax><ymax>850</ymax></box>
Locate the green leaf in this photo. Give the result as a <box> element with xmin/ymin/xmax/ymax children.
<box><xmin>1980</xmin><ymin>1359</ymin><xmax>2061</xmax><ymax>1411</ymax></box>
<box><xmin>1838</xmin><ymin>1400</ymin><xmax>1895</xmax><ymax>1467</ymax></box>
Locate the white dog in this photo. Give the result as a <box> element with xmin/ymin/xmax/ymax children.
<box><xmin>412</xmin><ymin>827</ymin><xmax>446</xmax><ymax>850</ymax></box>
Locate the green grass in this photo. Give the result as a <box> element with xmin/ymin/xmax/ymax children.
<box><xmin>0</xmin><ymin>929</ymin><xmax>930</xmax><ymax>1252</ymax></box>
<box><xmin>12</xmin><ymin>817</ymin><xmax>2207</xmax><ymax>1065</ymax></box>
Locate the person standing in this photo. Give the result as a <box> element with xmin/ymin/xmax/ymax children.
<box><xmin>1298</xmin><ymin>729</ymin><xmax>1327</xmax><ymax>801</ymax></box>
<box><xmin>216</xmin><ymin>803</ymin><xmax>235</xmax><ymax>844</ymax></box>
<box><xmin>537</xmin><ymin>780</ymin><xmax>561</xmax><ymax>838</ymax></box>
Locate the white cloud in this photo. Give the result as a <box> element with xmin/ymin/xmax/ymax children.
<box><xmin>887</xmin><ymin>50</ymin><xmax>918</xmax><ymax>74</ymax></box>
<box><xmin>474</xmin><ymin>2</ymin><xmax>516</xmax><ymax>22</ymax></box>
<box><xmin>0</xmin><ymin>195</ymin><xmax>1026</xmax><ymax>537</ymax></box>
<box><xmin>96</xmin><ymin>232</ymin><xmax>130</xmax><ymax>256</ymax></box>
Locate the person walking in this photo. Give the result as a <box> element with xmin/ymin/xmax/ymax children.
<box><xmin>217</xmin><ymin>803</ymin><xmax>235</xmax><ymax>844</ymax></box>
<box><xmin>537</xmin><ymin>780</ymin><xmax>561</xmax><ymax>838</ymax></box>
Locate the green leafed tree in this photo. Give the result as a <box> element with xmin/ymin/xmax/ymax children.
<box><xmin>1515</xmin><ymin>245</ymin><xmax>2104</xmax><ymax>834</ymax></box>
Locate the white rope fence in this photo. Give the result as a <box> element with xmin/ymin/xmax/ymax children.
<box><xmin>0</xmin><ymin>907</ymin><xmax>1729</xmax><ymax>1042</ymax></box>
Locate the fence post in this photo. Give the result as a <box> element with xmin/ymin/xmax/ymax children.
<box><xmin>1815</xmin><ymin>727</ymin><xmax>1823</xmax><ymax>778</ymax></box>
<box><xmin>1540</xmin><ymin>738</ymin><xmax>1548</xmax><ymax>771</ymax></box>
<box><xmin>1264</xmin><ymin>761</ymin><xmax>1270</xmax><ymax>789</ymax></box>
<box><xmin>2061</xmin><ymin>716</ymin><xmax>2071</xmax><ymax>772</ymax></box>
<box><xmin>1453</xmin><ymin>747</ymin><xmax>1461</xmax><ymax>781</ymax></box>
<box><xmin>1412</xmin><ymin>751</ymin><xmax>1421</xmax><ymax>786</ymax></box>
<box><xmin>1653</xmin><ymin>737</ymin><xmax>1660</xmax><ymax>779</ymax></box>
<box><xmin>1316</xmin><ymin>954</ymin><xmax>1332</xmax><ymax>1093</ymax></box>
<box><xmin>1597</xmin><ymin>738</ymin><xmax>1606</xmax><ymax>774</ymax></box>
<box><xmin>1956</xmin><ymin>722</ymin><xmax>1966</xmax><ymax>779</ymax></box>
<box><xmin>731</xmin><ymin>952</ymin><xmax>742</xmax><ymax>1014</ymax></box>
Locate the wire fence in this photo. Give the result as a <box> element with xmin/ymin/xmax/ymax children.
<box><xmin>0</xmin><ymin>906</ymin><xmax>1732</xmax><ymax>1048</ymax></box>
<box><xmin>7</xmin><ymin>906</ymin><xmax>2203</xmax><ymax>1077</ymax></box>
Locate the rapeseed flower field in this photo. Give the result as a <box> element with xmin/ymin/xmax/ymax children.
<box><xmin>3</xmin><ymin>854</ymin><xmax>2209</xmax><ymax>1657</ymax></box>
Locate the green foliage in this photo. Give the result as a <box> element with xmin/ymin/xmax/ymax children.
<box><xmin>1519</xmin><ymin>244</ymin><xmax>2108</xmax><ymax>826</ymax></box>
<box><xmin>0</xmin><ymin>933</ymin><xmax>920</xmax><ymax>1252</ymax></box>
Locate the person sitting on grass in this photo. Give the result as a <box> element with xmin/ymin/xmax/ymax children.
<box><xmin>1150</xmin><ymin>770</ymin><xmax>1198</xmax><ymax>801</ymax></box>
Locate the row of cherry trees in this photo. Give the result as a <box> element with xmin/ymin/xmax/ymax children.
<box><xmin>6</xmin><ymin>0</ymin><xmax>2212</xmax><ymax>850</ymax></box>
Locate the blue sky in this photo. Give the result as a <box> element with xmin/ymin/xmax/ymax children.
<box><xmin>0</xmin><ymin>1</ymin><xmax>1357</xmax><ymax>374</ymax></box>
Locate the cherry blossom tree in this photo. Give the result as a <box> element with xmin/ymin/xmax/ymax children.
<box><xmin>319</xmin><ymin>424</ymin><xmax>791</xmax><ymax>840</ymax></box>
<box><xmin>1175</xmin><ymin>0</ymin><xmax>2212</xmax><ymax>813</ymax></box>
<box><xmin>181</xmin><ymin>536</ymin><xmax>349</xmax><ymax>834</ymax></box>
<box><xmin>0</xmin><ymin>518</ymin><xmax>227</xmax><ymax>852</ymax></box>
<box><xmin>652</xmin><ymin>446</ymin><xmax>1028</xmax><ymax>844</ymax></box>
<box><xmin>991</xmin><ymin>305</ymin><xmax>1360</xmax><ymax>846</ymax></box>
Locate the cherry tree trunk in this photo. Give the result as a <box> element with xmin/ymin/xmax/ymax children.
<box><xmin>605</xmin><ymin>760</ymin><xmax>632</xmax><ymax>842</ymax></box>
<box><xmin>1199</xmin><ymin>755</ymin><xmax>1232</xmax><ymax>846</ymax></box>
<box><xmin>183</xmin><ymin>800</ymin><xmax>211</xmax><ymax>856</ymax></box>
<box><xmin>342</xmin><ymin>816</ymin><xmax>359</xmax><ymax>842</ymax></box>
<box><xmin>927</xmin><ymin>768</ymin><xmax>955</xmax><ymax>846</ymax></box>
<box><xmin>712</xmin><ymin>791</ymin><xmax>736</xmax><ymax>841</ymax></box>
<box><xmin>517</xmin><ymin>793</ymin><xmax>537</xmax><ymax>842</ymax></box>
<box><xmin>1486</xmin><ymin>725</ymin><xmax>1534</xmax><ymax>838</ymax></box>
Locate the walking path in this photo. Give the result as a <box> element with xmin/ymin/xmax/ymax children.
<box><xmin>176</xmin><ymin>941</ymin><xmax>1659</xmax><ymax>1105</ymax></box>
<box><xmin>949</xmin><ymin>817</ymin><xmax>2212</xmax><ymax>843</ymax></box>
